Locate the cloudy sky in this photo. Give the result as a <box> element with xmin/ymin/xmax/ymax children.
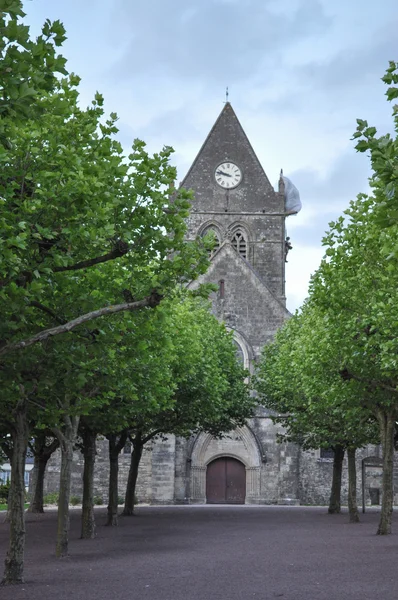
<box><xmin>25</xmin><ymin>0</ymin><xmax>397</xmax><ymax>312</ymax></box>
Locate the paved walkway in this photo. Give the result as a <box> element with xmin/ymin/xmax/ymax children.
<box><xmin>0</xmin><ymin>506</ymin><xmax>396</xmax><ymax>600</ymax></box>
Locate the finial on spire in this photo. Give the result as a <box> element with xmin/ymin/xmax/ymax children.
<box><xmin>279</xmin><ymin>169</ymin><xmax>285</xmax><ymax>194</ymax></box>
<box><xmin>225</xmin><ymin>86</ymin><xmax>229</xmax><ymax>103</ymax></box>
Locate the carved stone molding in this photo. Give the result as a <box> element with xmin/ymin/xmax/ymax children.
<box><xmin>189</xmin><ymin>425</ymin><xmax>262</xmax><ymax>504</ymax></box>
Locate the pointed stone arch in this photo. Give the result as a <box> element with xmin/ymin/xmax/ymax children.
<box><xmin>227</xmin><ymin>221</ymin><xmax>252</xmax><ymax>242</ymax></box>
<box><xmin>189</xmin><ymin>425</ymin><xmax>262</xmax><ymax>504</ymax></box>
<box><xmin>198</xmin><ymin>220</ymin><xmax>223</xmax><ymax>256</ymax></box>
<box><xmin>197</xmin><ymin>219</ymin><xmax>224</xmax><ymax>238</ymax></box>
<box><xmin>227</xmin><ymin>222</ymin><xmax>253</xmax><ymax>262</ymax></box>
<box><xmin>228</xmin><ymin>328</ymin><xmax>253</xmax><ymax>371</ymax></box>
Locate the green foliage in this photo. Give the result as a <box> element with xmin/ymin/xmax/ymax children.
<box><xmin>69</xmin><ymin>495</ymin><xmax>80</xmax><ymax>506</ymax></box>
<box><xmin>81</xmin><ymin>292</ymin><xmax>255</xmax><ymax>495</ymax></box>
<box><xmin>350</xmin><ymin>60</ymin><xmax>398</xmax><ymax>247</ymax></box>
<box><xmin>0</xmin><ymin>0</ymin><xmax>254</xmax><ymax>582</ymax></box>
<box><xmin>43</xmin><ymin>492</ymin><xmax>58</xmax><ymax>505</ymax></box>
<box><xmin>0</xmin><ymin>3</ymin><xmax>253</xmax><ymax>572</ymax></box>
<box><xmin>0</xmin><ymin>0</ymin><xmax>67</xmax><ymax>143</ymax></box>
<box><xmin>255</xmin><ymin>302</ymin><xmax>378</xmax><ymax>451</ymax></box>
<box><xmin>125</xmin><ymin>294</ymin><xmax>255</xmax><ymax>440</ymax></box>
<box><xmin>0</xmin><ymin>4</ymin><xmax>210</xmax><ymax>363</ymax></box>
<box><xmin>0</xmin><ymin>0</ymin><xmax>210</xmax><ymax>465</ymax></box>
<box><xmin>310</xmin><ymin>64</ymin><xmax>398</xmax><ymax>400</ymax></box>
<box><xmin>0</xmin><ymin>480</ymin><xmax>11</xmax><ymax>503</ymax></box>
<box><xmin>93</xmin><ymin>496</ymin><xmax>103</xmax><ymax>505</ymax></box>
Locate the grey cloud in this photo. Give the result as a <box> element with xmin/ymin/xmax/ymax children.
<box><xmin>108</xmin><ymin>0</ymin><xmax>332</xmax><ymax>82</ymax></box>
<box><xmin>288</xmin><ymin>147</ymin><xmax>370</xmax><ymax>206</ymax></box>
<box><xmin>256</xmin><ymin>92</ymin><xmax>304</xmax><ymax>115</ymax></box>
<box><xmin>298</xmin><ymin>22</ymin><xmax>398</xmax><ymax>96</ymax></box>
<box><xmin>287</xmin><ymin>211</ymin><xmax>341</xmax><ymax>250</ymax></box>
<box><xmin>249</xmin><ymin>8</ymin><xmax>397</xmax><ymax>121</ymax></box>
<box><xmin>285</xmin><ymin>147</ymin><xmax>371</xmax><ymax>247</ymax></box>
<box><xmin>133</xmin><ymin>106</ymin><xmax>202</xmax><ymax>146</ymax></box>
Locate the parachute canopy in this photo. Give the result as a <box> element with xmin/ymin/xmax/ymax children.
<box><xmin>283</xmin><ymin>176</ymin><xmax>302</xmax><ymax>215</ymax></box>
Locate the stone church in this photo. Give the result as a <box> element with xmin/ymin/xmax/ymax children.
<box><xmin>44</xmin><ymin>102</ymin><xmax>383</xmax><ymax>507</ymax></box>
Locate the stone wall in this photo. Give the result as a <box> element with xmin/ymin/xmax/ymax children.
<box><xmin>42</xmin><ymin>436</ymin><xmax>398</xmax><ymax>508</ymax></box>
<box><xmin>298</xmin><ymin>445</ymin><xmax>398</xmax><ymax>507</ymax></box>
<box><xmin>44</xmin><ymin>438</ymin><xmax>157</xmax><ymax>504</ymax></box>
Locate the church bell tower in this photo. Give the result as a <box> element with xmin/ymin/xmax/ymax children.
<box><xmin>183</xmin><ymin>102</ymin><xmax>290</xmax><ymax>361</ymax></box>
<box><xmin>178</xmin><ymin>103</ymin><xmax>298</xmax><ymax>506</ymax></box>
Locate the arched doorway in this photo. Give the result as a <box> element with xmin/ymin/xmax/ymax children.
<box><xmin>206</xmin><ymin>457</ymin><xmax>246</xmax><ymax>504</ymax></box>
<box><xmin>190</xmin><ymin>426</ymin><xmax>262</xmax><ymax>504</ymax></box>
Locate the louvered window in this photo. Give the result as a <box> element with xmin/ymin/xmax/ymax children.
<box><xmin>232</xmin><ymin>231</ymin><xmax>247</xmax><ymax>259</ymax></box>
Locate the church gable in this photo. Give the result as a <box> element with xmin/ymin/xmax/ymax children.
<box><xmin>189</xmin><ymin>242</ymin><xmax>290</xmax><ymax>352</ymax></box>
<box><xmin>181</xmin><ymin>103</ymin><xmax>283</xmax><ymax>214</ymax></box>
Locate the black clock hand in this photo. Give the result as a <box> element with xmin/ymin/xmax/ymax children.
<box><xmin>216</xmin><ymin>170</ymin><xmax>231</xmax><ymax>177</ymax></box>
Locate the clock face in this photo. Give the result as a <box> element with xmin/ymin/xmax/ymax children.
<box><xmin>215</xmin><ymin>162</ymin><xmax>242</xmax><ymax>189</ymax></box>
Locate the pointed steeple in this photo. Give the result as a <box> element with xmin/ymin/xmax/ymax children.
<box><xmin>181</xmin><ymin>103</ymin><xmax>281</xmax><ymax>213</ymax></box>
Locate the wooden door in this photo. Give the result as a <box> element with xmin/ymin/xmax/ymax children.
<box><xmin>206</xmin><ymin>457</ymin><xmax>246</xmax><ymax>504</ymax></box>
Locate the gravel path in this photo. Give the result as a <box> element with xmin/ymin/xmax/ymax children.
<box><xmin>0</xmin><ymin>505</ymin><xmax>396</xmax><ymax>600</ymax></box>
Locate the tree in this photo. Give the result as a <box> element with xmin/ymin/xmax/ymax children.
<box><xmin>78</xmin><ymin>420</ymin><xmax>98</xmax><ymax>539</ymax></box>
<box><xmin>0</xmin><ymin>3</ymin><xmax>210</xmax><ymax>583</ymax></box>
<box><xmin>120</xmin><ymin>296</ymin><xmax>254</xmax><ymax>516</ymax></box>
<box><xmin>309</xmin><ymin>64</ymin><xmax>398</xmax><ymax>534</ymax></box>
<box><xmin>258</xmin><ymin>62</ymin><xmax>398</xmax><ymax>535</ymax></box>
<box><xmin>27</xmin><ymin>432</ymin><xmax>59</xmax><ymax>513</ymax></box>
<box><xmin>255</xmin><ymin>303</ymin><xmax>378</xmax><ymax>522</ymax></box>
<box><xmin>76</xmin><ymin>296</ymin><xmax>194</xmax><ymax>528</ymax></box>
<box><xmin>74</xmin><ymin>294</ymin><xmax>253</xmax><ymax>526</ymax></box>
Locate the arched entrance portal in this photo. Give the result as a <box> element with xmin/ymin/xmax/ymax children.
<box><xmin>206</xmin><ymin>457</ymin><xmax>246</xmax><ymax>504</ymax></box>
<box><xmin>190</xmin><ymin>426</ymin><xmax>262</xmax><ymax>504</ymax></box>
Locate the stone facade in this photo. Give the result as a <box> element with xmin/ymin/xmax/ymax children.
<box><xmin>44</xmin><ymin>102</ymin><xmax>394</xmax><ymax>508</ymax></box>
<box><xmin>45</xmin><ymin>436</ymin><xmax>391</xmax><ymax>508</ymax></box>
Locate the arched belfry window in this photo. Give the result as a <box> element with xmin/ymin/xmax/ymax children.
<box><xmin>202</xmin><ymin>226</ymin><xmax>221</xmax><ymax>256</ymax></box>
<box><xmin>233</xmin><ymin>340</ymin><xmax>245</xmax><ymax>366</ymax></box>
<box><xmin>228</xmin><ymin>329</ymin><xmax>251</xmax><ymax>371</ymax></box>
<box><xmin>231</xmin><ymin>230</ymin><xmax>247</xmax><ymax>259</ymax></box>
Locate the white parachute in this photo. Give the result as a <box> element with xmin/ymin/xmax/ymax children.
<box><xmin>282</xmin><ymin>175</ymin><xmax>302</xmax><ymax>215</ymax></box>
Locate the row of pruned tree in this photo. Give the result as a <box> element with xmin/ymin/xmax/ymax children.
<box><xmin>0</xmin><ymin>2</ymin><xmax>254</xmax><ymax>585</ymax></box>
<box><xmin>1</xmin><ymin>295</ymin><xmax>253</xmax><ymax>564</ymax></box>
<box><xmin>255</xmin><ymin>61</ymin><xmax>398</xmax><ymax>536</ymax></box>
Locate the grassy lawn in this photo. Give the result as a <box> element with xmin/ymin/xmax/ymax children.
<box><xmin>0</xmin><ymin>503</ymin><xmax>29</xmax><ymax>511</ymax></box>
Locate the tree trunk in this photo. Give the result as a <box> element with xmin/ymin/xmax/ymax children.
<box><xmin>106</xmin><ymin>431</ymin><xmax>127</xmax><ymax>526</ymax></box>
<box><xmin>81</xmin><ymin>429</ymin><xmax>96</xmax><ymax>539</ymax></box>
<box><xmin>28</xmin><ymin>434</ymin><xmax>59</xmax><ymax>514</ymax></box>
<box><xmin>56</xmin><ymin>438</ymin><xmax>73</xmax><ymax>557</ymax></box>
<box><xmin>53</xmin><ymin>416</ymin><xmax>80</xmax><ymax>557</ymax></box>
<box><xmin>377</xmin><ymin>410</ymin><xmax>395</xmax><ymax>535</ymax></box>
<box><xmin>2</xmin><ymin>399</ymin><xmax>29</xmax><ymax>585</ymax></box>
<box><xmin>328</xmin><ymin>445</ymin><xmax>345</xmax><ymax>514</ymax></box>
<box><xmin>347</xmin><ymin>447</ymin><xmax>359</xmax><ymax>523</ymax></box>
<box><xmin>122</xmin><ymin>438</ymin><xmax>143</xmax><ymax>516</ymax></box>
<box><xmin>28</xmin><ymin>457</ymin><xmax>47</xmax><ymax>514</ymax></box>
<box><xmin>107</xmin><ymin>450</ymin><xmax>119</xmax><ymax>526</ymax></box>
